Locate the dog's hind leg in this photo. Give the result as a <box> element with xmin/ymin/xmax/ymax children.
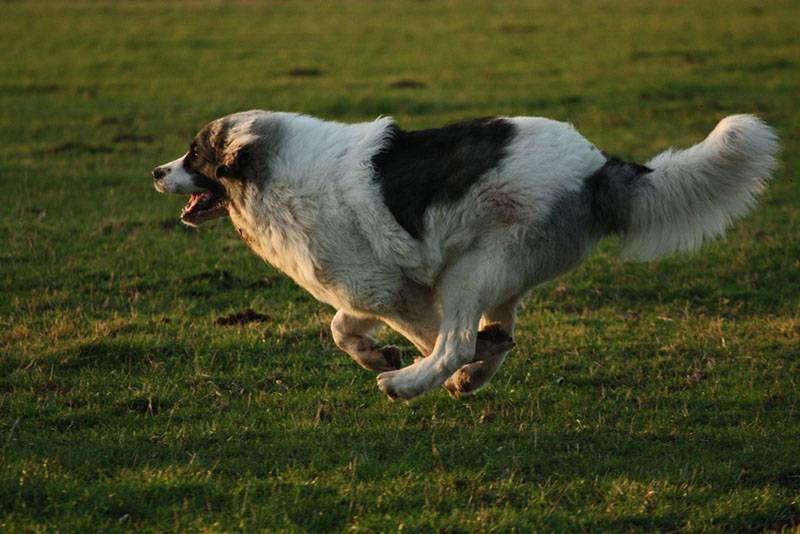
<box><xmin>330</xmin><ymin>310</ymin><xmax>403</xmax><ymax>372</ymax></box>
<box><xmin>380</xmin><ymin>313</ymin><xmax>438</xmax><ymax>359</ymax></box>
<box><xmin>443</xmin><ymin>297</ymin><xmax>520</xmax><ymax>397</ymax></box>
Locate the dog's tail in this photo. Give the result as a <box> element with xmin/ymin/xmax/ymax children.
<box><xmin>615</xmin><ymin>114</ymin><xmax>779</xmax><ymax>261</ymax></box>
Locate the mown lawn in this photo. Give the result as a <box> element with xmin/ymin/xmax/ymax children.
<box><xmin>1</xmin><ymin>1</ymin><xmax>798</xmax><ymax>531</ymax></box>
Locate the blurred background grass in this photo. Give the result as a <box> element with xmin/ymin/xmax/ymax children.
<box><xmin>1</xmin><ymin>1</ymin><xmax>798</xmax><ymax>531</ymax></box>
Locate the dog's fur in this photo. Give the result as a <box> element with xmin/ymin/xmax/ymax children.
<box><xmin>153</xmin><ymin>111</ymin><xmax>778</xmax><ymax>400</ymax></box>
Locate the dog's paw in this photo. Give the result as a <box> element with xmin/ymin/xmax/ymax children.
<box><xmin>353</xmin><ymin>345</ymin><xmax>404</xmax><ymax>372</ymax></box>
<box><xmin>442</xmin><ymin>362</ymin><xmax>492</xmax><ymax>398</ymax></box>
<box><xmin>376</xmin><ymin>370</ymin><xmax>400</xmax><ymax>400</ymax></box>
<box><xmin>443</xmin><ymin>324</ymin><xmax>515</xmax><ymax>398</ymax></box>
<box><xmin>376</xmin><ymin>368</ymin><xmax>423</xmax><ymax>401</ymax></box>
<box><xmin>442</xmin><ymin>367</ymin><xmax>472</xmax><ymax>398</ymax></box>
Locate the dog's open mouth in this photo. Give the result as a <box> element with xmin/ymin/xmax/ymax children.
<box><xmin>180</xmin><ymin>191</ymin><xmax>228</xmax><ymax>226</ymax></box>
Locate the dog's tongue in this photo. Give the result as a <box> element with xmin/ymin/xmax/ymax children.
<box><xmin>182</xmin><ymin>193</ymin><xmax>207</xmax><ymax>217</ymax></box>
<box><xmin>179</xmin><ymin>191</ymin><xmax>227</xmax><ymax>226</ymax></box>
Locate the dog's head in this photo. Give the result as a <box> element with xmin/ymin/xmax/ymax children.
<box><xmin>152</xmin><ymin>110</ymin><xmax>272</xmax><ymax>227</ymax></box>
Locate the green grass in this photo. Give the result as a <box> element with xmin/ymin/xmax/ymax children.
<box><xmin>1</xmin><ymin>1</ymin><xmax>799</xmax><ymax>531</ymax></box>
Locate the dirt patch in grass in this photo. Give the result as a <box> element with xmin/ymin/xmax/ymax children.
<box><xmin>288</xmin><ymin>67</ymin><xmax>324</xmax><ymax>77</ymax></box>
<box><xmin>388</xmin><ymin>78</ymin><xmax>427</xmax><ymax>89</ymax></box>
<box><xmin>96</xmin><ymin>117</ymin><xmax>133</xmax><ymax>126</ymax></box>
<box><xmin>185</xmin><ymin>270</ymin><xmax>242</xmax><ymax>288</ymax></box>
<box><xmin>183</xmin><ymin>270</ymin><xmax>275</xmax><ymax>290</ymax></box>
<box><xmin>113</xmin><ymin>133</ymin><xmax>155</xmax><ymax>143</ymax></box>
<box><xmin>0</xmin><ymin>83</ymin><xmax>62</xmax><ymax>95</ymax></box>
<box><xmin>215</xmin><ymin>308</ymin><xmax>270</xmax><ymax>326</ymax></box>
<box><xmin>42</xmin><ymin>141</ymin><xmax>113</xmax><ymax>154</ymax></box>
<box><xmin>497</xmin><ymin>23</ymin><xmax>538</xmax><ymax>33</ymax></box>
<box><xmin>630</xmin><ymin>49</ymin><xmax>714</xmax><ymax>63</ymax></box>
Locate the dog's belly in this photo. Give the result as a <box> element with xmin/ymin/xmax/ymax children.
<box><xmin>310</xmin><ymin>266</ymin><xmax>429</xmax><ymax>318</ymax></box>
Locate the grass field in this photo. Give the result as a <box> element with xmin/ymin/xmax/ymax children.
<box><xmin>1</xmin><ymin>1</ymin><xmax>799</xmax><ymax>531</ymax></box>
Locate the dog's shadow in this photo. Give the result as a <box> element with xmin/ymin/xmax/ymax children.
<box><xmin>21</xmin><ymin>332</ymin><xmax>792</xmax><ymax>530</ymax></box>
<box><xmin>256</xmin><ymin>390</ymin><xmax>791</xmax><ymax>530</ymax></box>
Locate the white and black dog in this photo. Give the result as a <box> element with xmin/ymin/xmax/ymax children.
<box><xmin>153</xmin><ymin>111</ymin><xmax>778</xmax><ymax>400</ymax></box>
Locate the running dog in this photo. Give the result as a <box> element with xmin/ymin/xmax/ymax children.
<box><xmin>152</xmin><ymin>111</ymin><xmax>778</xmax><ymax>400</ymax></box>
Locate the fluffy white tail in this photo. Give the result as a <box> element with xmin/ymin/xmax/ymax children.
<box><xmin>621</xmin><ymin>114</ymin><xmax>779</xmax><ymax>261</ymax></box>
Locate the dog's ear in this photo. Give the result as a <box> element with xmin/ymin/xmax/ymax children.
<box><xmin>215</xmin><ymin>144</ymin><xmax>251</xmax><ymax>180</ymax></box>
<box><xmin>215</xmin><ymin>162</ymin><xmax>237</xmax><ymax>179</ymax></box>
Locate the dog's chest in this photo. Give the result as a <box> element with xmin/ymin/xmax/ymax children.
<box><xmin>229</xmin><ymin>207</ymin><xmax>407</xmax><ymax>315</ymax></box>
<box><xmin>229</xmin><ymin>209</ymin><xmax>351</xmax><ymax>309</ymax></box>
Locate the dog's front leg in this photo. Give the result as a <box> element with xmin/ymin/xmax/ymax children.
<box><xmin>375</xmin><ymin>253</ymin><xmax>519</xmax><ymax>400</ymax></box>
<box><xmin>376</xmin><ymin>301</ymin><xmax>482</xmax><ymax>400</ymax></box>
<box><xmin>381</xmin><ymin>308</ymin><xmax>516</xmax><ymax>398</ymax></box>
<box><xmin>330</xmin><ymin>310</ymin><xmax>403</xmax><ymax>372</ymax></box>
<box><xmin>376</xmin><ymin>257</ymin><xmax>485</xmax><ymax>400</ymax></box>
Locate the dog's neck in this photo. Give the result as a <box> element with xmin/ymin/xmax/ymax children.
<box><xmin>266</xmin><ymin>113</ymin><xmax>394</xmax><ymax>189</ymax></box>
<box><xmin>224</xmin><ymin>113</ymin><xmax>396</xmax><ymax>234</ymax></box>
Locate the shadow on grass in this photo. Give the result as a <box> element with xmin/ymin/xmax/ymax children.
<box><xmin>7</xmin><ymin>387</ymin><xmax>797</xmax><ymax>530</ymax></box>
<box><xmin>56</xmin><ymin>340</ymin><xmax>185</xmax><ymax>371</ymax></box>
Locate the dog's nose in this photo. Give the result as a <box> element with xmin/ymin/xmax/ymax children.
<box><xmin>152</xmin><ymin>167</ymin><xmax>167</xmax><ymax>181</ymax></box>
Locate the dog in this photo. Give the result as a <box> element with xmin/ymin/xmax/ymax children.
<box><xmin>152</xmin><ymin>111</ymin><xmax>778</xmax><ymax>400</ymax></box>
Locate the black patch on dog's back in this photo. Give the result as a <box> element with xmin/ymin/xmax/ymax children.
<box><xmin>371</xmin><ymin>117</ymin><xmax>516</xmax><ymax>238</ymax></box>
<box><xmin>584</xmin><ymin>155</ymin><xmax>652</xmax><ymax>234</ymax></box>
